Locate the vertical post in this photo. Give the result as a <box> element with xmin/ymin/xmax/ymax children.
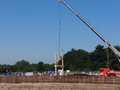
<box><xmin>61</xmin><ymin>50</ymin><xmax>64</xmax><ymax>75</ymax></box>
<box><xmin>54</xmin><ymin>55</ymin><xmax>58</xmax><ymax>76</ymax></box>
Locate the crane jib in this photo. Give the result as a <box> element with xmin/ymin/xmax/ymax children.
<box><xmin>75</xmin><ymin>14</ymin><xmax>106</xmax><ymax>43</ymax></box>
<box><xmin>58</xmin><ymin>0</ymin><xmax>120</xmax><ymax>61</ymax></box>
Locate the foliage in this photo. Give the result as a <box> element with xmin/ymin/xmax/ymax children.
<box><xmin>0</xmin><ymin>45</ymin><xmax>120</xmax><ymax>72</ymax></box>
<box><xmin>58</xmin><ymin>45</ymin><xmax>120</xmax><ymax>71</ymax></box>
<box><xmin>62</xmin><ymin>48</ymin><xmax>92</xmax><ymax>71</ymax></box>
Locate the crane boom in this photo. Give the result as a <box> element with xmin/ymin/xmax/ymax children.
<box><xmin>58</xmin><ymin>0</ymin><xmax>120</xmax><ymax>62</ymax></box>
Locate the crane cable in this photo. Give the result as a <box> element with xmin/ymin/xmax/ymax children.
<box><xmin>55</xmin><ymin>1</ymin><xmax>63</xmax><ymax>65</ymax></box>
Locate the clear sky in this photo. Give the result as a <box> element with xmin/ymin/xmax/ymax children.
<box><xmin>0</xmin><ymin>0</ymin><xmax>120</xmax><ymax>64</ymax></box>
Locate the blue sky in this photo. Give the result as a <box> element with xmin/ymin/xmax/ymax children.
<box><xmin>0</xmin><ymin>0</ymin><xmax>120</xmax><ymax>64</ymax></box>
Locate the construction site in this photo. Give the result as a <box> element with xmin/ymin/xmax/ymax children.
<box><xmin>0</xmin><ymin>0</ymin><xmax>120</xmax><ymax>90</ymax></box>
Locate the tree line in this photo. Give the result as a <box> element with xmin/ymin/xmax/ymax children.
<box><xmin>0</xmin><ymin>60</ymin><xmax>54</xmax><ymax>73</ymax></box>
<box><xmin>0</xmin><ymin>44</ymin><xmax>120</xmax><ymax>73</ymax></box>
<box><xmin>60</xmin><ymin>45</ymin><xmax>120</xmax><ymax>71</ymax></box>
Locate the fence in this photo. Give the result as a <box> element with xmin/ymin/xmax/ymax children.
<box><xmin>0</xmin><ymin>75</ymin><xmax>120</xmax><ymax>84</ymax></box>
<box><xmin>1</xmin><ymin>83</ymin><xmax>120</xmax><ymax>90</ymax></box>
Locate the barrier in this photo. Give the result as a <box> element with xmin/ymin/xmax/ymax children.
<box><xmin>0</xmin><ymin>75</ymin><xmax>120</xmax><ymax>84</ymax></box>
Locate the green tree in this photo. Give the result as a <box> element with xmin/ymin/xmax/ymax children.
<box><xmin>59</xmin><ymin>48</ymin><xmax>93</xmax><ymax>71</ymax></box>
<box><xmin>37</xmin><ymin>61</ymin><xmax>45</xmax><ymax>72</ymax></box>
<box><xmin>14</xmin><ymin>60</ymin><xmax>31</xmax><ymax>72</ymax></box>
<box><xmin>90</xmin><ymin>45</ymin><xmax>107</xmax><ymax>70</ymax></box>
<box><xmin>108</xmin><ymin>46</ymin><xmax>120</xmax><ymax>70</ymax></box>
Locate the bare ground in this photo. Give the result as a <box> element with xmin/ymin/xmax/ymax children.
<box><xmin>0</xmin><ymin>83</ymin><xmax>120</xmax><ymax>90</ymax></box>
